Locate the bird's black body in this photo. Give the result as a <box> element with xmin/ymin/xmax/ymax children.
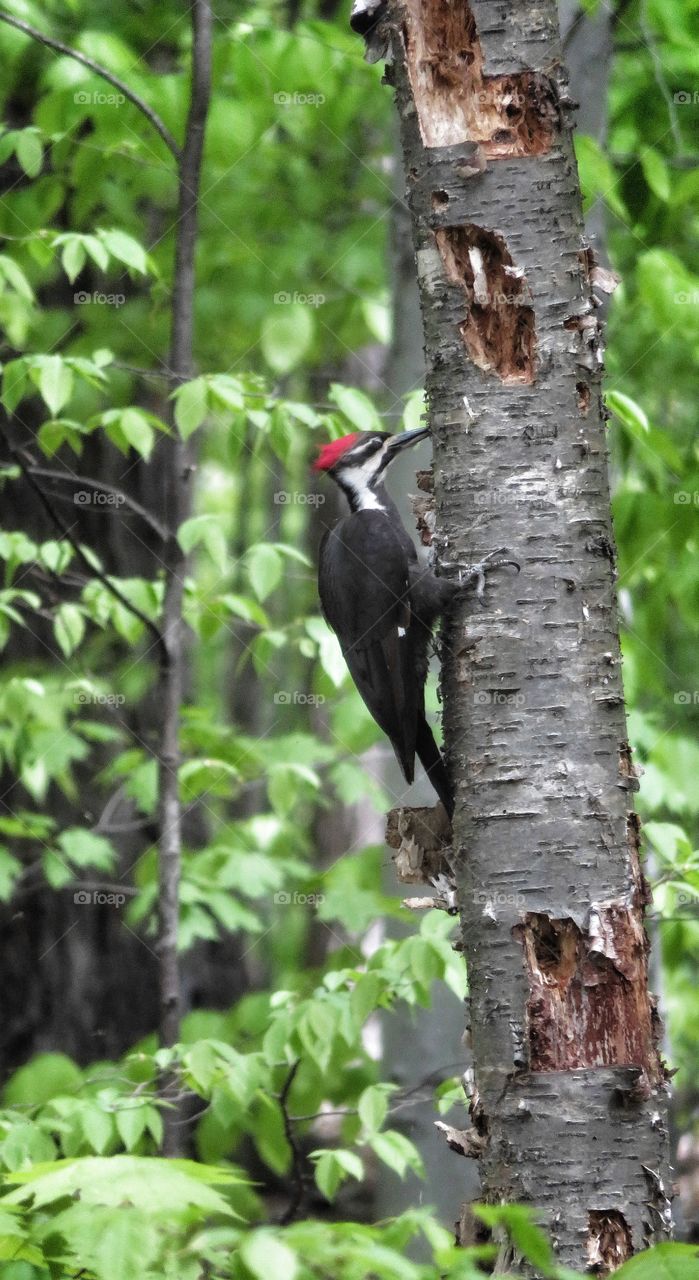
<box><xmin>315</xmin><ymin>429</ymin><xmax>455</xmax><ymax>815</ymax></box>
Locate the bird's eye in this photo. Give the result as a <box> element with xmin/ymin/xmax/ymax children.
<box><xmin>347</xmin><ymin>436</ymin><xmax>383</xmax><ymax>463</ymax></box>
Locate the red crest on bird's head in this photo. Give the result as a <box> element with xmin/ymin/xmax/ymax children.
<box><xmin>312</xmin><ymin>432</ymin><xmax>362</xmax><ymax>472</ymax></box>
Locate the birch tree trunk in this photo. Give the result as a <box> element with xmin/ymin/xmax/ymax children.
<box><xmin>356</xmin><ymin>0</ymin><xmax>674</xmax><ymax>1267</ymax></box>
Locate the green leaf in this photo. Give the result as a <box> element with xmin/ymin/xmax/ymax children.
<box><xmin>402</xmin><ymin>389</ymin><xmax>426</xmax><ymax>432</ymax></box>
<box><xmin>240</xmin><ymin>1231</ymin><xmax>298</xmax><ymax>1280</ymax></box>
<box><xmin>267</xmin><ymin>763</ymin><xmax>320</xmax><ymax>815</ymax></box>
<box><xmin>61</xmin><ymin>238</ymin><xmax>87</xmax><ymax>283</ymax></box>
<box><xmin>246</xmin><ymin>544</ymin><xmax>282</xmax><ymax>601</ymax></box>
<box><xmin>178</xmin><ymin>515</ymin><xmax>228</xmax><ymax>573</ymax></box>
<box><xmin>614</xmin><ymin>1244</ymin><xmax>699</xmax><ymax>1279</ymax></box>
<box><xmin>304</xmin><ymin>616</ymin><xmax>346</xmax><ymax>687</ymax></box>
<box><xmin>43</xmin><ymin>1204</ymin><xmax>159</xmax><ymax>1280</ymax></box>
<box><xmin>119</xmin><ymin>408</ymin><xmax>155</xmax><ymax>460</ymax></box>
<box><xmin>640</xmin><ymin>149</ymin><xmax>671</xmax><ymax>202</ymax></box>
<box><xmin>574</xmin><ymin>134</ymin><xmax>627</xmax><ymax>219</ymax></box>
<box><xmin>474</xmin><ymin>1204</ymin><xmax>557</xmax><ymax>1275</ymax></box>
<box><xmin>358</xmin><ymin>1085</ymin><xmax>388</xmax><ymax>1135</ymax></box>
<box><xmin>369</xmin><ymin>1130</ymin><xmax>423</xmax><ymax>1179</ymax></box>
<box><xmin>14</xmin><ymin>128</ymin><xmax>43</xmax><ymax>177</ymax></box>
<box><xmin>606</xmin><ymin>390</ymin><xmax>649</xmax><ymax>434</ymax></box>
<box><xmin>54</xmin><ymin>603</ymin><xmax>85</xmax><ymax>657</ymax></box>
<box><xmin>174</xmin><ymin>377</ymin><xmax>209</xmax><ymax>439</ymax></box>
<box><xmin>261</xmin><ymin>305</ymin><xmax>314</xmax><ymax>374</ymax></box>
<box><xmin>84</xmin><ymin>235</ymin><xmax>110</xmax><ymax>272</ymax></box>
<box><xmin>98</xmin><ymin>228</ymin><xmax>149</xmax><ymax>274</ymax></box>
<box><xmin>40</xmin><ymin>540</ymin><xmax>73</xmax><ymax>574</ymax></box>
<box><xmin>0</xmin><ymin>255</ymin><xmax>34</xmax><ymax>300</ymax></box>
<box><xmin>4</xmin><ymin>1155</ymin><xmax>242</xmax><ymax>1214</ymax></box>
<box><xmin>179</xmin><ymin>757</ymin><xmax>241</xmax><ymax>803</ymax></box>
<box><xmin>1</xmin><ymin>358</ymin><xmax>28</xmax><ymax>412</ymax></box>
<box><xmin>80</xmin><ymin>1106</ymin><xmax>114</xmax><ymax>1155</ymax></box>
<box><xmin>57</xmin><ymin>827</ymin><xmax>116</xmax><ymax>872</ymax></box>
<box><xmin>219</xmin><ymin>592</ymin><xmax>270</xmax><ymax>628</ymax></box>
<box><xmin>35</xmin><ymin>355</ymin><xmax>73</xmax><ymax>417</ymax></box>
<box><xmin>0</xmin><ymin>845</ymin><xmax>21</xmax><ymax>900</ymax></box>
<box><xmin>312</xmin><ymin>1148</ymin><xmax>364</xmax><ymax>1200</ymax></box>
<box><xmin>329</xmin><ymin>383</ymin><xmax>382</xmax><ymax>432</ymax></box>
<box><xmin>3</xmin><ymin>1053</ymin><xmax>83</xmax><ymax>1106</ymax></box>
<box><xmin>38</xmin><ymin>418</ymin><xmax>87</xmax><ymax>458</ymax></box>
<box><xmin>115</xmin><ymin>1106</ymin><xmax>148</xmax><ymax>1151</ymax></box>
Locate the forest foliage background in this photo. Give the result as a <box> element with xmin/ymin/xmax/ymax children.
<box><xmin>0</xmin><ymin>0</ymin><xmax>697</xmax><ymax>1276</ymax></box>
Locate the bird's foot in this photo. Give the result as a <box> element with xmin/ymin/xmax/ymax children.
<box><xmin>449</xmin><ymin>549</ymin><xmax>520</xmax><ymax>606</ymax></box>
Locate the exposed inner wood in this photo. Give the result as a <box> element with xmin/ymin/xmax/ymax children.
<box><xmin>435</xmin><ymin>224</ymin><xmax>536</xmax><ymax>383</ymax></box>
<box><xmin>576</xmin><ymin>379</ymin><xmax>591</xmax><ymax>415</ymax></box>
<box><xmin>516</xmin><ymin>911</ymin><xmax>664</xmax><ymax>1084</ymax></box>
<box><xmin>587</xmin><ymin>1210</ymin><xmax>633</xmax><ymax>1274</ymax></box>
<box><xmin>402</xmin><ymin>0</ymin><xmax>557</xmax><ymax>152</ymax></box>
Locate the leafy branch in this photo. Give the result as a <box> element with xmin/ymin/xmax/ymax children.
<box><xmin>0</xmin><ymin>10</ymin><xmax>180</xmax><ymax>158</ymax></box>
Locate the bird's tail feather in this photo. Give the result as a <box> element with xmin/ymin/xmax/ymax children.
<box><xmin>415</xmin><ymin>715</ymin><xmax>454</xmax><ymax>818</ymax></box>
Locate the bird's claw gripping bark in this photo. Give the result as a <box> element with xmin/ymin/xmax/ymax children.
<box><xmin>443</xmin><ymin>549</ymin><xmax>520</xmax><ymax>605</ymax></box>
<box><xmin>465</xmin><ymin>548</ymin><xmax>520</xmax><ymax>604</ymax></box>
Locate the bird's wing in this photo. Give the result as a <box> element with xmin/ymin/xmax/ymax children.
<box><xmin>319</xmin><ymin>511</ymin><xmax>420</xmax><ymax>781</ymax></box>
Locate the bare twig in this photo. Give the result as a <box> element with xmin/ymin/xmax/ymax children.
<box><xmin>27</xmin><ymin>465</ymin><xmax>170</xmax><ymax>542</ymax></box>
<box><xmin>277</xmin><ymin>1060</ymin><xmax>306</xmax><ymax>1225</ymax></box>
<box><xmin>157</xmin><ymin>0</ymin><xmax>212</xmax><ymax>1158</ymax></box>
<box><xmin>0</xmin><ymin>11</ymin><xmax>181</xmax><ymax>159</ymax></box>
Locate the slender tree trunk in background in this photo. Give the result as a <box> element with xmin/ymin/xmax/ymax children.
<box><xmin>0</xmin><ymin>6</ymin><xmax>240</xmax><ymax>1076</ymax></box>
<box><xmin>559</xmin><ymin>0</ymin><xmax>612</xmax><ymax>251</ymax></box>
<box><xmin>361</xmin><ymin>0</ymin><xmax>673</xmax><ymax>1265</ymax></box>
<box><xmin>157</xmin><ymin>0</ymin><xmax>212</xmax><ymax>1155</ymax></box>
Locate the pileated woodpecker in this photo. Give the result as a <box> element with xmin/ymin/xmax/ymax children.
<box><xmin>314</xmin><ymin>428</ymin><xmax>518</xmax><ymax>816</ymax></box>
<box><xmin>313</xmin><ymin>428</ymin><xmax>461</xmax><ymax>816</ymax></box>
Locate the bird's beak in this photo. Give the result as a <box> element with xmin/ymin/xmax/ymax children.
<box><xmin>384</xmin><ymin>426</ymin><xmax>430</xmax><ymax>456</ymax></box>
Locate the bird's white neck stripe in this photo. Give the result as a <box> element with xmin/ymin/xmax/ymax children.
<box><xmin>345</xmin><ymin>480</ymin><xmax>385</xmax><ymax>511</ymax></box>
<box><xmin>336</xmin><ymin>456</ymin><xmax>388</xmax><ymax>513</ymax></box>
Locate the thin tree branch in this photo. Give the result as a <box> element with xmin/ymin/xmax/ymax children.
<box><xmin>0</xmin><ymin>11</ymin><xmax>181</xmax><ymax>159</ymax></box>
<box><xmin>4</xmin><ymin>435</ymin><xmax>165</xmax><ymax>652</ymax></box>
<box><xmin>639</xmin><ymin>0</ymin><xmax>683</xmax><ymax>154</ymax></box>
<box><xmin>157</xmin><ymin>0</ymin><xmax>212</xmax><ymax>1158</ymax></box>
<box><xmin>277</xmin><ymin>1060</ymin><xmax>307</xmax><ymax>1226</ymax></box>
<box><xmin>26</xmin><ymin>464</ymin><xmax>170</xmax><ymax>542</ymax></box>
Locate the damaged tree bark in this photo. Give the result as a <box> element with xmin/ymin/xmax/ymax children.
<box><xmin>354</xmin><ymin>0</ymin><xmax>673</xmax><ymax>1268</ymax></box>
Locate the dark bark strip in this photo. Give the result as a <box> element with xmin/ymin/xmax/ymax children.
<box><xmin>157</xmin><ymin>0</ymin><xmax>212</xmax><ymax>1156</ymax></box>
<box><xmin>362</xmin><ymin>0</ymin><xmax>674</xmax><ymax>1266</ymax></box>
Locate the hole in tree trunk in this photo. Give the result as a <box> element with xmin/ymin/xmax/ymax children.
<box><xmin>402</xmin><ymin>0</ymin><xmax>558</xmax><ymax>153</ymax></box>
<box><xmin>515</xmin><ymin>910</ymin><xmax>663</xmax><ymax>1083</ymax></box>
<box><xmin>435</xmin><ymin>224</ymin><xmax>536</xmax><ymax>383</ymax></box>
<box><xmin>587</xmin><ymin>1210</ymin><xmax>633</xmax><ymax>1274</ymax></box>
<box><xmin>576</xmin><ymin>380</ymin><xmax>590</xmax><ymax>415</ymax></box>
